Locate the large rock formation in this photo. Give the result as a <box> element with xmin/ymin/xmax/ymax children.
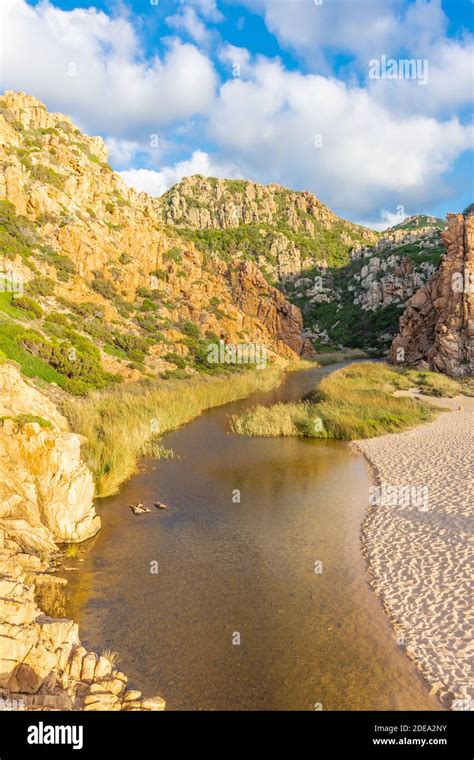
<box><xmin>227</xmin><ymin>261</ymin><xmax>306</xmax><ymax>355</ymax></box>
<box><xmin>0</xmin><ymin>364</ymin><xmax>100</xmax><ymax>553</ymax></box>
<box><xmin>0</xmin><ymin>363</ymin><xmax>165</xmax><ymax>711</ymax></box>
<box><xmin>391</xmin><ymin>212</ymin><xmax>474</xmax><ymax>376</ymax></box>
<box><xmin>281</xmin><ymin>214</ymin><xmax>446</xmax><ymax>353</ymax></box>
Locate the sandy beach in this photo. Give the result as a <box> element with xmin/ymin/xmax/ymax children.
<box><xmin>354</xmin><ymin>394</ymin><xmax>474</xmax><ymax>710</ymax></box>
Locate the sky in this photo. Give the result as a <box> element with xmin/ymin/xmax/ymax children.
<box><xmin>0</xmin><ymin>0</ymin><xmax>473</xmax><ymax>229</ymax></box>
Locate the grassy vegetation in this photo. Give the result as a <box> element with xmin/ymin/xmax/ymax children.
<box><xmin>388</xmin><ymin>215</ymin><xmax>445</xmax><ymax>232</ymax></box>
<box><xmin>62</xmin><ymin>544</ymin><xmax>79</xmax><ymax>559</ymax></box>
<box><xmin>312</xmin><ymin>348</ymin><xmax>369</xmax><ymax>365</ymax></box>
<box><xmin>0</xmin><ymin>413</ymin><xmax>53</xmax><ymax>430</ymax></box>
<box><xmin>29</xmin><ymin>163</ymin><xmax>65</xmax><ymax>191</ymax></box>
<box><xmin>0</xmin><ymin>200</ymin><xmax>37</xmax><ymax>261</ymax></box>
<box><xmin>64</xmin><ymin>367</ymin><xmax>283</xmax><ymax>497</ymax></box>
<box><xmin>14</xmin><ymin>295</ymin><xmax>43</xmax><ymax>318</ymax></box>
<box><xmin>0</xmin><ymin>320</ymin><xmax>120</xmax><ymax>395</ymax></box>
<box><xmin>229</xmin><ymin>362</ymin><xmax>463</xmax><ymax>441</ymax></box>
<box><xmin>0</xmin><ymin>292</ymin><xmax>35</xmax><ymax>320</ymax></box>
<box><xmin>179</xmin><ymin>219</ymin><xmax>364</xmax><ymax>276</ymax></box>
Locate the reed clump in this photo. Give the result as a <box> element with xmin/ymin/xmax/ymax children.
<box><xmin>64</xmin><ymin>367</ymin><xmax>282</xmax><ymax>497</ymax></box>
<box><xmin>229</xmin><ymin>362</ymin><xmax>458</xmax><ymax>440</ymax></box>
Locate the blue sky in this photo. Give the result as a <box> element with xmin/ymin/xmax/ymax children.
<box><xmin>1</xmin><ymin>0</ymin><xmax>473</xmax><ymax>228</ymax></box>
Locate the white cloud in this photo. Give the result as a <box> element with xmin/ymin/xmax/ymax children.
<box><xmin>1</xmin><ymin>0</ymin><xmax>470</xmax><ymax>222</ymax></box>
<box><xmin>238</xmin><ymin>0</ymin><xmax>403</xmax><ymax>70</ymax></box>
<box><xmin>237</xmin><ymin>0</ymin><xmax>473</xmax><ymax>116</ymax></box>
<box><xmin>166</xmin><ymin>7</ymin><xmax>211</xmax><ymax>45</ymax></box>
<box><xmin>218</xmin><ymin>44</ymin><xmax>252</xmax><ymax>78</ymax></box>
<box><xmin>0</xmin><ymin>0</ymin><xmax>217</xmax><ymax>138</ymax></box>
<box><xmin>105</xmin><ymin>138</ymin><xmax>144</xmax><ymax>167</ymax></box>
<box><xmin>368</xmin><ymin>39</ymin><xmax>474</xmax><ymax>116</ymax></box>
<box><xmin>358</xmin><ymin>208</ymin><xmax>409</xmax><ymax>232</ymax></box>
<box><xmin>207</xmin><ymin>58</ymin><xmax>472</xmax><ymax>216</ymax></box>
<box><xmin>188</xmin><ymin>0</ymin><xmax>223</xmax><ymax>22</ymax></box>
<box><xmin>119</xmin><ymin>149</ymin><xmax>243</xmax><ymax>197</ymax></box>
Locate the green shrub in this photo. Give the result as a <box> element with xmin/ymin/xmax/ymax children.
<box><xmin>45</xmin><ymin>311</ymin><xmax>70</xmax><ymax>326</ymax></box>
<box><xmin>112</xmin><ymin>332</ymin><xmax>149</xmax><ymax>361</ymax></box>
<box><xmin>38</xmin><ymin>246</ymin><xmax>76</xmax><ymax>281</ymax></box>
<box><xmin>0</xmin><ymin>200</ymin><xmax>37</xmax><ymax>261</ymax></box>
<box><xmin>181</xmin><ymin>320</ymin><xmax>200</xmax><ymax>339</ymax></box>
<box><xmin>164</xmin><ymin>351</ymin><xmax>187</xmax><ymax>369</ymax></box>
<box><xmin>91</xmin><ymin>277</ymin><xmax>116</xmax><ymax>299</ymax></box>
<box><xmin>165</xmin><ymin>246</ymin><xmax>183</xmax><ymax>263</ymax></box>
<box><xmin>26</xmin><ymin>276</ymin><xmax>55</xmax><ymax>297</ymax></box>
<box><xmin>14</xmin><ymin>295</ymin><xmax>43</xmax><ymax>318</ymax></box>
<box><xmin>30</xmin><ymin>164</ymin><xmax>65</xmax><ymax>190</ymax></box>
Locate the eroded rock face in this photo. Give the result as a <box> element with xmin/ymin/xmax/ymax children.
<box><xmin>391</xmin><ymin>213</ymin><xmax>474</xmax><ymax>376</ymax></box>
<box><xmin>0</xmin><ymin>545</ymin><xmax>165</xmax><ymax>711</ymax></box>
<box><xmin>0</xmin><ymin>365</ymin><xmax>99</xmax><ymax>551</ymax></box>
<box><xmin>158</xmin><ymin>174</ymin><xmax>378</xmax><ymax>282</ymax></box>
<box><xmin>227</xmin><ymin>261</ymin><xmax>305</xmax><ymax>356</ymax></box>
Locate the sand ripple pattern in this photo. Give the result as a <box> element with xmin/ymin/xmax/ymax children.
<box><xmin>354</xmin><ymin>401</ymin><xmax>474</xmax><ymax>709</ymax></box>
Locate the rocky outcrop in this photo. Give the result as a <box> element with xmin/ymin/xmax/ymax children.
<box><xmin>0</xmin><ymin>363</ymin><xmax>164</xmax><ymax>711</ymax></box>
<box><xmin>286</xmin><ymin>215</ymin><xmax>448</xmax><ymax>352</ymax></box>
<box><xmin>159</xmin><ymin>174</ymin><xmax>377</xmax><ymax>238</ymax></box>
<box><xmin>352</xmin><ymin>256</ymin><xmax>436</xmax><ymax>311</ymax></box>
<box><xmin>0</xmin><ymin>543</ymin><xmax>165</xmax><ymax>711</ymax></box>
<box><xmin>353</xmin><ymin>217</ymin><xmax>444</xmax><ymax>259</ymax></box>
<box><xmin>228</xmin><ymin>261</ymin><xmax>306</xmax><ymax>356</ymax></box>
<box><xmin>391</xmin><ymin>213</ymin><xmax>474</xmax><ymax>376</ymax></box>
<box><xmin>0</xmin><ymin>364</ymin><xmax>99</xmax><ymax>552</ymax></box>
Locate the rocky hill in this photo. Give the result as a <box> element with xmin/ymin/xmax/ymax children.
<box><xmin>0</xmin><ymin>91</ymin><xmax>308</xmax><ymax>401</ymax></box>
<box><xmin>155</xmin><ymin>174</ymin><xmax>450</xmax><ymax>354</ymax></box>
<box><xmin>158</xmin><ymin>175</ymin><xmax>378</xmax><ymax>281</ymax></box>
<box><xmin>385</xmin><ymin>214</ymin><xmax>446</xmax><ymax>233</ymax></box>
<box><xmin>284</xmin><ymin>215</ymin><xmax>447</xmax><ymax>352</ymax></box>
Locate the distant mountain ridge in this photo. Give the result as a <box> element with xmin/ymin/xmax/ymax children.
<box><xmin>385</xmin><ymin>215</ymin><xmax>446</xmax><ymax>233</ymax></box>
<box><xmin>158</xmin><ymin>174</ymin><xmax>378</xmax><ymax>281</ymax></box>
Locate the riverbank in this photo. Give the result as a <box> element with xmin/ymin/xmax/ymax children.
<box><xmin>64</xmin><ymin>365</ymin><xmax>283</xmax><ymax>497</ymax></box>
<box><xmin>354</xmin><ymin>393</ymin><xmax>474</xmax><ymax>709</ymax></box>
<box><xmin>229</xmin><ymin>362</ymin><xmax>447</xmax><ymax>439</ymax></box>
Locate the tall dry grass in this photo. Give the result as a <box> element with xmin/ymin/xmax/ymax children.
<box><xmin>230</xmin><ymin>362</ymin><xmax>456</xmax><ymax>440</ymax></box>
<box><xmin>64</xmin><ymin>367</ymin><xmax>282</xmax><ymax>497</ymax></box>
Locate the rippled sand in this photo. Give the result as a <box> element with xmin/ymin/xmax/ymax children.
<box><xmin>354</xmin><ymin>394</ymin><xmax>474</xmax><ymax>709</ymax></box>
